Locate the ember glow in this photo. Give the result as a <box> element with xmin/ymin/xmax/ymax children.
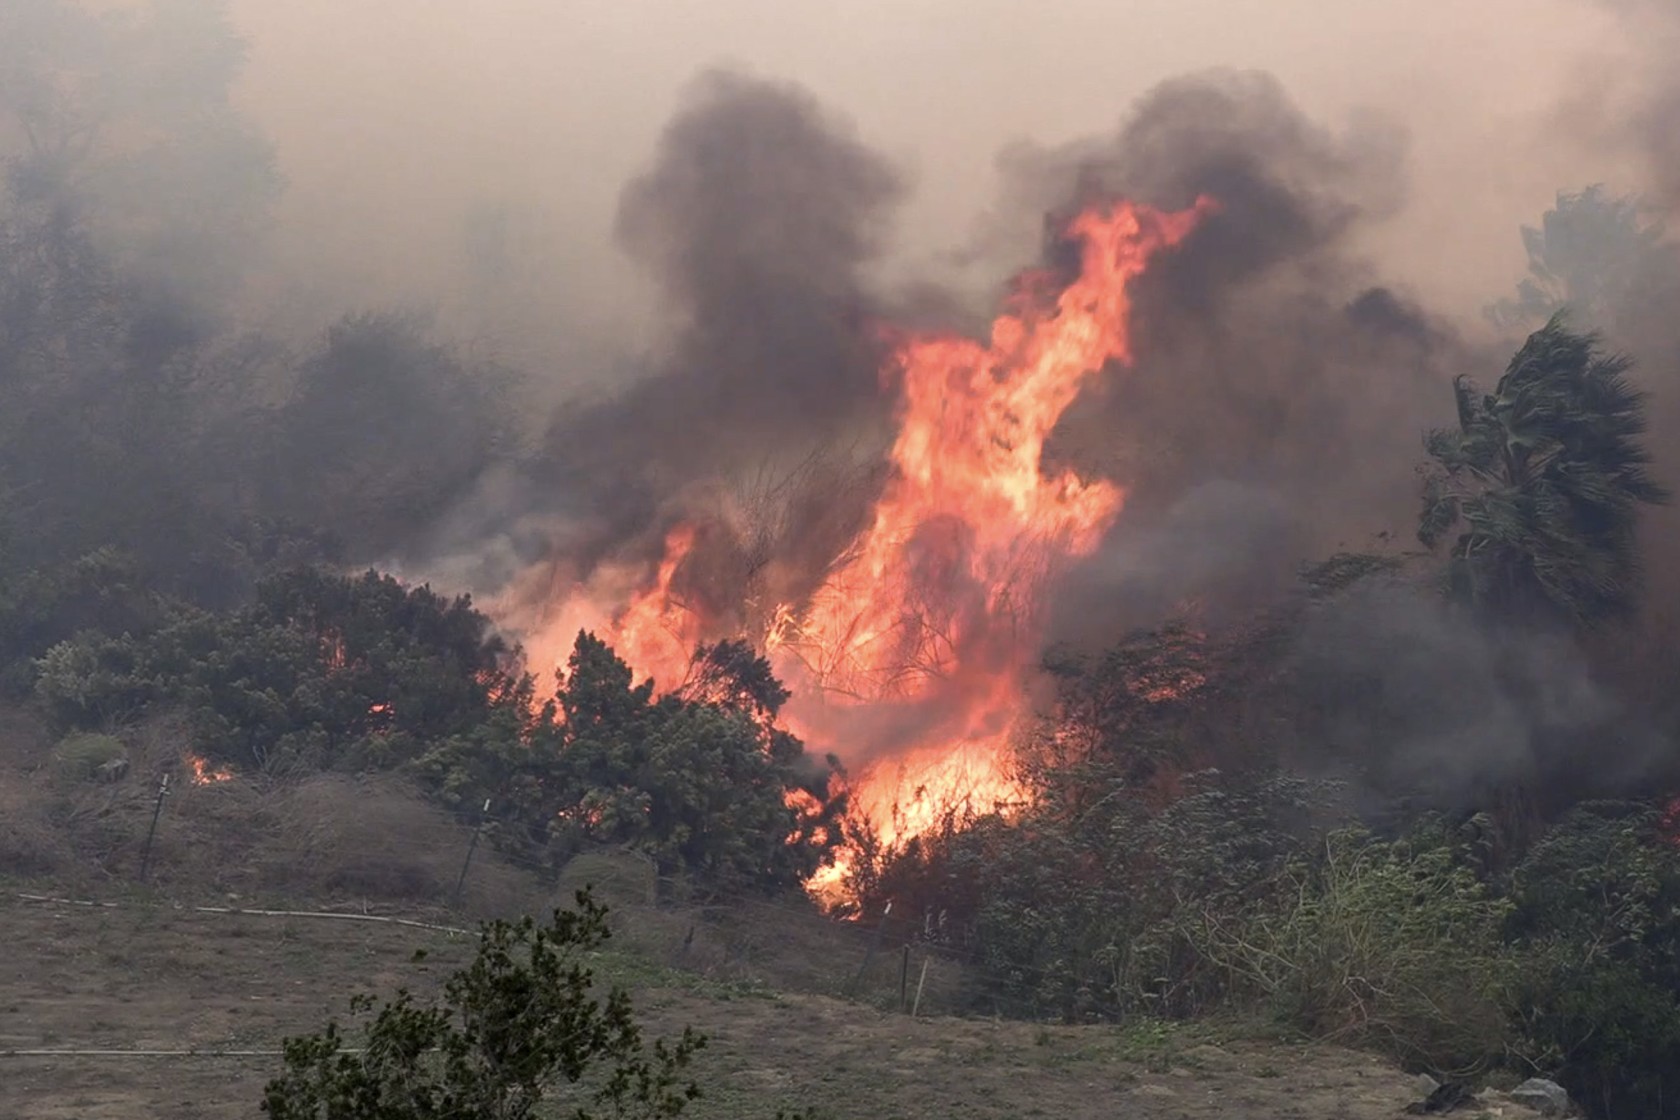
<box><xmin>186</xmin><ymin>753</ymin><xmax>234</xmax><ymax>785</ymax></box>
<box><xmin>508</xmin><ymin>197</ymin><xmax>1213</xmax><ymax>894</ymax></box>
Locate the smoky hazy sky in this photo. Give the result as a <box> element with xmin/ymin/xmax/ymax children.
<box><xmin>228</xmin><ymin>0</ymin><xmax>1648</xmax><ymax>380</ymax></box>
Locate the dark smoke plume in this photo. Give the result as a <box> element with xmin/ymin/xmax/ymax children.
<box><xmin>1288</xmin><ymin>576</ymin><xmax>1668</xmax><ymax>813</ymax></box>
<box><xmin>1046</xmin><ymin>72</ymin><xmax>1458</xmax><ymax>527</ymax></box>
<box><xmin>534</xmin><ymin>69</ymin><xmax>906</xmax><ymax>545</ymax></box>
<box><xmin>1001</xmin><ymin>71</ymin><xmax>1476</xmax><ymax>640</ymax></box>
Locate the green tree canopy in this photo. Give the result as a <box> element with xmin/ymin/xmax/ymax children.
<box><xmin>34</xmin><ymin>568</ymin><xmax>516</xmax><ymax>771</ymax></box>
<box><xmin>1419</xmin><ymin>316</ymin><xmax>1666</xmax><ymax>626</ymax></box>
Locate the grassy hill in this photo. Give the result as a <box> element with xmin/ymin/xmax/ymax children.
<box><xmin>0</xmin><ymin>704</ymin><xmax>1443</xmax><ymax>1119</ymax></box>
<box><xmin>0</xmin><ymin>890</ymin><xmax>1430</xmax><ymax>1120</ymax></box>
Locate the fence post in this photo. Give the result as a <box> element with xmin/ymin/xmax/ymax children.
<box><xmin>911</xmin><ymin>955</ymin><xmax>931</xmax><ymax>1018</ymax></box>
<box><xmin>899</xmin><ymin>943</ymin><xmax>911</xmax><ymax>1012</ymax></box>
<box><xmin>850</xmin><ymin>901</ymin><xmax>892</xmax><ymax>994</ymax></box>
<box><xmin>452</xmin><ymin>798</ymin><xmax>491</xmax><ymax>907</ymax></box>
<box><xmin>137</xmin><ymin>773</ymin><xmax>170</xmax><ymax>882</ymax></box>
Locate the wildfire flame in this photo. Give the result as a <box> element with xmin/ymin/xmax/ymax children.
<box><xmin>510</xmin><ymin>197</ymin><xmax>1213</xmax><ymax>894</ymax></box>
<box><xmin>186</xmin><ymin>753</ymin><xmax>234</xmax><ymax>785</ymax></box>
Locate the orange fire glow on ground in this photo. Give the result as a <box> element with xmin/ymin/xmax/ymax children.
<box><xmin>186</xmin><ymin>753</ymin><xmax>234</xmax><ymax>785</ymax></box>
<box><xmin>507</xmin><ymin>196</ymin><xmax>1213</xmax><ymax>895</ymax></box>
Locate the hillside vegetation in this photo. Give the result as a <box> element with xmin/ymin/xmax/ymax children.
<box><xmin>4</xmin><ymin>5</ymin><xmax>1680</xmax><ymax>1117</ymax></box>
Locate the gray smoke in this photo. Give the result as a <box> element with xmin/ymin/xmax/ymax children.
<box><xmin>1047</xmin><ymin>480</ymin><xmax>1307</xmax><ymax>649</ymax></box>
<box><xmin>534</xmin><ymin>69</ymin><xmax>906</xmax><ymax>542</ymax></box>
<box><xmin>1033</xmin><ymin>72</ymin><xmax>1466</xmax><ymax>536</ymax></box>
<box><xmin>1289</xmin><ymin>577</ymin><xmax>1667</xmax><ymax>810</ymax></box>
<box><xmin>1003</xmin><ymin>71</ymin><xmax>1479</xmax><ymax>643</ymax></box>
<box><xmin>1581</xmin><ymin>0</ymin><xmax>1680</xmax><ymax>212</ymax></box>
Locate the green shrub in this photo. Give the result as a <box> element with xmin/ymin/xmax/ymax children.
<box><xmin>1508</xmin><ymin>803</ymin><xmax>1680</xmax><ymax>1119</ymax></box>
<box><xmin>1186</xmin><ymin>825</ymin><xmax>1519</xmax><ymax>1075</ymax></box>
<box><xmin>420</xmin><ymin>635</ymin><xmax>845</xmax><ymax>895</ymax></box>
<box><xmin>261</xmin><ymin>889</ymin><xmax>704</xmax><ymax>1120</ymax></box>
<box><xmin>854</xmin><ymin>772</ymin><xmax>1339</xmax><ymax>1023</ymax></box>
<box><xmin>50</xmin><ymin>731</ymin><xmax>126</xmax><ymax>780</ymax></box>
<box><xmin>34</xmin><ymin>568</ymin><xmax>516</xmax><ymax>773</ymax></box>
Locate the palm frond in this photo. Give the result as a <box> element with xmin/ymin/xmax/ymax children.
<box><xmin>1418</xmin><ymin>316</ymin><xmax>1664</xmax><ymax>625</ymax></box>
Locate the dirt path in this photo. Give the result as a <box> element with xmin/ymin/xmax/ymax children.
<box><xmin>0</xmin><ymin>893</ymin><xmax>1425</xmax><ymax>1119</ymax></box>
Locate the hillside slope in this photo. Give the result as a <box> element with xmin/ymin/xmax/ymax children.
<box><xmin>0</xmin><ymin>892</ymin><xmax>1432</xmax><ymax>1120</ymax></box>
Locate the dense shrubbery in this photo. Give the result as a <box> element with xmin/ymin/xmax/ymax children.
<box><xmin>859</xmin><ymin>747</ymin><xmax>1680</xmax><ymax>1111</ymax></box>
<box><xmin>30</xmin><ymin>567</ymin><xmax>846</xmax><ymax>894</ymax></box>
<box><xmin>421</xmin><ymin>635</ymin><xmax>846</xmax><ymax>894</ymax></box>
<box><xmin>845</xmin><ymin>550</ymin><xmax>1680</xmax><ymax>1117</ymax></box>
<box><xmin>33</xmin><ymin>569</ymin><xmax>513</xmax><ymax>772</ymax></box>
<box><xmin>1507</xmin><ymin>803</ymin><xmax>1680</xmax><ymax>1117</ymax></box>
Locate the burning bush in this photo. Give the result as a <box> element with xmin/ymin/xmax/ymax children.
<box><xmin>420</xmin><ymin>633</ymin><xmax>845</xmax><ymax>896</ymax></box>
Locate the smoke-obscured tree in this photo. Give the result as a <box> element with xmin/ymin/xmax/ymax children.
<box><xmin>1419</xmin><ymin>317</ymin><xmax>1667</xmax><ymax>626</ymax></box>
<box><xmin>263</xmin><ymin>312</ymin><xmax>518</xmax><ymax>561</ymax></box>
<box><xmin>261</xmin><ymin>890</ymin><xmax>704</xmax><ymax>1120</ymax></box>
<box><xmin>0</xmin><ymin>198</ymin><xmax>249</xmax><ymax>612</ymax></box>
<box><xmin>0</xmin><ymin>1</ymin><xmax>284</xmax><ymax>613</ymax></box>
<box><xmin>0</xmin><ymin>0</ymin><xmax>279</xmax><ymax>303</ymax></box>
<box><xmin>1486</xmin><ymin>186</ymin><xmax>1679</xmax><ymax>337</ymax></box>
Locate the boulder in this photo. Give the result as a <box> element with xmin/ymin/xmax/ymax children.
<box><xmin>1509</xmin><ymin>1077</ymin><xmax>1572</xmax><ymax>1116</ymax></box>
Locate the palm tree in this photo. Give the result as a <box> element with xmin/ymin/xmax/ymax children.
<box><xmin>1419</xmin><ymin>315</ymin><xmax>1667</xmax><ymax>626</ymax></box>
<box><xmin>1484</xmin><ymin>185</ymin><xmax>1676</xmax><ymax>336</ymax></box>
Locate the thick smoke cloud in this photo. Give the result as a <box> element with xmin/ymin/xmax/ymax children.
<box><xmin>1007</xmin><ymin>72</ymin><xmax>1476</xmax><ymax>640</ymax></box>
<box><xmin>1289</xmin><ymin>578</ymin><xmax>1668</xmax><ymax>811</ymax></box>
<box><xmin>1048</xmin><ymin>73</ymin><xmax>1460</xmax><ymax>526</ymax></box>
<box><xmin>1047</xmin><ymin>480</ymin><xmax>1306</xmax><ymax>649</ymax></box>
<box><xmin>535</xmin><ymin>70</ymin><xmax>906</xmax><ymax>540</ymax></box>
<box><xmin>1581</xmin><ymin>0</ymin><xmax>1680</xmax><ymax>213</ymax></box>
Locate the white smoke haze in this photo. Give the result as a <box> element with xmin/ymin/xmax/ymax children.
<box><xmin>223</xmin><ymin>0</ymin><xmax>1641</xmax><ymax>372</ymax></box>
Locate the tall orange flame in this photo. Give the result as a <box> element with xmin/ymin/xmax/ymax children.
<box><xmin>772</xmin><ymin>199</ymin><xmax>1212</xmax><ymax>853</ymax></box>
<box><xmin>513</xmin><ymin>196</ymin><xmax>1213</xmax><ymax>891</ymax></box>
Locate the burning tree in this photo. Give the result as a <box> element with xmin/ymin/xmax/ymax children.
<box><xmin>503</xmin><ymin>197</ymin><xmax>1215</xmax><ymax>883</ymax></box>
<box><xmin>421</xmin><ymin>633</ymin><xmax>845</xmax><ymax>896</ymax></box>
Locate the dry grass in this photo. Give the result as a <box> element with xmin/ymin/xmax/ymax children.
<box><xmin>0</xmin><ymin>708</ymin><xmax>958</xmax><ymax>1013</ymax></box>
<box><xmin>0</xmin><ymin>711</ymin><xmax>1433</xmax><ymax>1119</ymax></box>
<box><xmin>0</xmin><ymin>894</ymin><xmax>1429</xmax><ymax>1120</ymax></box>
<box><xmin>254</xmin><ymin>773</ymin><xmax>536</xmax><ymax>914</ymax></box>
<box><xmin>0</xmin><ymin>706</ymin><xmax>546</xmax><ymax>916</ymax></box>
